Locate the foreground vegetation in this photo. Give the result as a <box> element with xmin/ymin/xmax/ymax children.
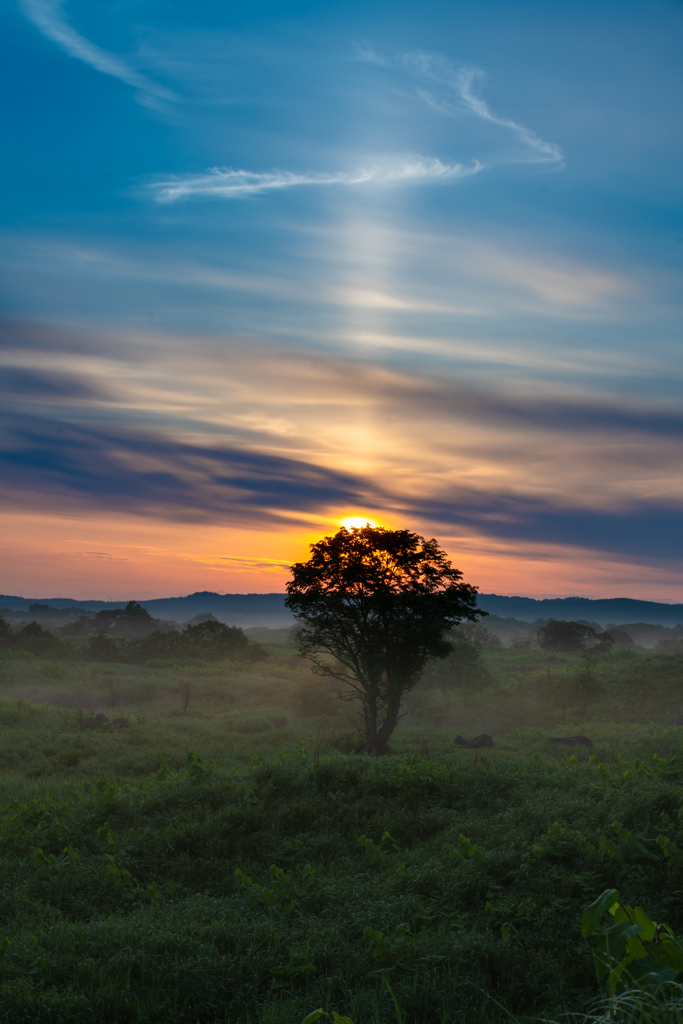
<box><xmin>1</xmin><ymin>641</ymin><xmax>683</xmax><ymax>1022</ymax></box>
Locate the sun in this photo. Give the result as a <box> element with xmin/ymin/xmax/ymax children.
<box><xmin>341</xmin><ymin>516</ymin><xmax>377</xmax><ymax>530</ymax></box>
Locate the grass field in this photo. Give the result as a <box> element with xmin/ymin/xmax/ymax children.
<box><xmin>1</xmin><ymin>643</ymin><xmax>683</xmax><ymax>1022</ymax></box>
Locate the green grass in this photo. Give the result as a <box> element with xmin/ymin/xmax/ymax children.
<box><xmin>1</xmin><ymin>648</ymin><xmax>683</xmax><ymax>1021</ymax></box>
<box><xmin>1</xmin><ymin>723</ymin><xmax>683</xmax><ymax>1020</ymax></box>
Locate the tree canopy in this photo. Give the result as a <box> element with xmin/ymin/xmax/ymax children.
<box><xmin>537</xmin><ymin>620</ymin><xmax>614</xmax><ymax>654</ymax></box>
<box><xmin>285</xmin><ymin>524</ymin><xmax>482</xmax><ymax>753</ymax></box>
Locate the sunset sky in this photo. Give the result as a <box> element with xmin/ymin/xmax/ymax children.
<box><xmin>1</xmin><ymin>0</ymin><xmax>682</xmax><ymax>601</ymax></box>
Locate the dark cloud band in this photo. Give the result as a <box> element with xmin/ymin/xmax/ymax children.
<box><xmin>0</xmin><ymin>412</ymin><xmax>369</xmax><ymax>525</ymax></box>
<box><xmin>1</xmin><ymin>408</ymin><xmax>682</xmax><ymax>562</ymax></box>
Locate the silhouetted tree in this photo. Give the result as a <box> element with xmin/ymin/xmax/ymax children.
<box><xmin>94</xmin><ymin>601</ymin><xmax>161</xmax><ymax>639</ymax></box>
<box><xmin>60</xmin><ymin>615</ymin><xmax>96</xmax><ymax>637</ymax></box>
<box><xmin>537</xmin><ymin>620</ymin><xmax>613</xmax><ymax>654</ymax></box>
<box><xmin>605</xmin><ymin>628</ymin><xmax>636</xmax><ymax>650</ymax></box>
<box><xmin>82</xmin><ymin>632</ymin><xmax>126</xmax><ymax>662</ymax></box>
<box><xmin>179</xmin><ymin>620</ymin><xmax>250</xmax><ymax>661</ymax></box>
<box><xmin>458</xmin><ymin>622</ymin><xmax>502</xmax><ymax>647</ymax></box>
<box><xmin>13</xmin><ymin>621</ymin><xmax>72</xmax><ymax>659</ymax></box>
<box><xmin>285</xmin><ymin>525</ymin><xmax>482</xmax><ymax>754</ymax></box>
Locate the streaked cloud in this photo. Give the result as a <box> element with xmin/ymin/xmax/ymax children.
<box><xmin>0</xmin><ymin>409</ymin><xmax>370</xmax><ymax>524</ymax></box>
<box><xmin>0</xmin><ymin>225</ymin><xmax>636</xmax><ymax>334</ymax></box>
<box><xmin>145</xmin><ymin>45</ymin><xmax>562</xmax><ymax>204</ymax></box>
<box><xmin>0</xmin><ymin>366</ymin><xmax>106</xmax><ymax>400</ymax></box>
<box><xmin>404</xmin><ymin>53</ymin><xmax>564</xmax><ymax>167</ymax></box>
<box><xmin>2</xmin><ymin>319</ymin><xmax>683</xmax><ymax>566</ymax></box>
<box><xmin>19</xmin><ymin>0</ymin><xmax>175</xmax><ymax>107</ymax></box>
<box><xmin>148</xmin><ymin>155</ymin><xmax>483</xmax><ymax>203</ymax></box>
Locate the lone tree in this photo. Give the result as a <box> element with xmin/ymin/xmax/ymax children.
<box><xmin>285</xmin><ymin>525</ymin><xmax>482</xmax><ymax>754</ymax></box>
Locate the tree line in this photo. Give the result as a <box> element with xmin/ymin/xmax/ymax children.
<box><xmin>0</xmin><ymin>612</ymin><xmax>266</xmax><ymax>664</ymax></box>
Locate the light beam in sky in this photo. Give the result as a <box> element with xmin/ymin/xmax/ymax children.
<box><xmin>3</xmin><ymin>0</ymin><xmax>682</xmax><ymax>599</ymax></box>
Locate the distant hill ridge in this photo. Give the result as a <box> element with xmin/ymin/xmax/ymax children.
<box><xmin>1</xmin><ymin>591</ymin><xmax>682</xmax><ymax>627</ymax></box>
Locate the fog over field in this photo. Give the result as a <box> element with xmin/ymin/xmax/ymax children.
<box><xmin>2</xmin><ymin>589</ymin><xmax>683</xmax><ymax>1022</ymax></box>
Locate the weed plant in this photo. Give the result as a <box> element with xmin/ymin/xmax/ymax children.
<box><xmin>0</xmin><ymin>648</ymin><xmax>683</xmax><ymax>1022</ymax></box>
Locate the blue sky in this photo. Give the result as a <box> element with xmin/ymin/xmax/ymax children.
<box><xmin>1</xmin><ymin>0</ymin><xmax>682</xmax><ymax>599</ymax></box>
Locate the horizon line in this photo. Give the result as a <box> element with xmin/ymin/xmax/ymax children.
<box><xmin>2</xmin><ymin>591</ymin><xmax>682</xmax><ymax>608</ymax></box>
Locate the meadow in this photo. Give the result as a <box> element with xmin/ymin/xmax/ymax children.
<box><xmin>1</xmin><ymin>638</ymin><xmax>683</xmax><ymax>1022</ymax></box>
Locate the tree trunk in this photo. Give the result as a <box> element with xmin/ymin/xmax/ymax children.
<box><xmin>363</xmin><ymin>692</ymin><xmax>402</xmax><ymax>755</ymax></box>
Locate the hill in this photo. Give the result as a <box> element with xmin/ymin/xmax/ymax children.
<box><xmin>1</xmin><ymin>591</ymin><xmax>683</xmax><ymax>627</ymax></box>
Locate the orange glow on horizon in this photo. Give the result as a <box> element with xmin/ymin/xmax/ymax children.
<box><xmin>0</xmin><ymin>509</ymin><xmax>681</xmax><ymax>604</ymax></box>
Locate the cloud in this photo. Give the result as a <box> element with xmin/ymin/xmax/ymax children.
<box><xmin>403</xmin><ymin>54</ymin><xmax>563</xmax><ymax>168</ymax></box>
<box><xmin>399</xmin><ymin>493</ymin><xmax>683</xmax><ymax>562</ymax></box>
<box><xmin>19</xmin><ymin>0</ymin><xmax>175</xmax><ymax>107</ymax></box>
<box><xmin>1</xmin><ymin>401</ymin><xmax>682</xmax><ymax>563</ymax></box>
<box><xmin>144</xmin><ymin>47</ymin><xmax>562</xmax><ymax>204</ymax></box>
<box><xmin>0</xmin><ymin>411</ymin><xmax>371</xmax><ymax>525</ymax></box>
<box><xmin>85</xmin><ymin>551</ymin><xmax>128</xmax><ymax>561</ymax></box>
<box><xmin>148</xmin><ymin>155</ymin><xmax>483</xmax><ymax>203</ymax></box>
<box><xmin>2</xmin><ymin>323</ymin><xmax>683</xmax><ymax>562</ymax></box>
<box><xmin>410</xmin><ymin>378</ymin><xmax>683</xmax><ymax>440</ymax></box>
<box><xmin>0</xmin><ymin>320</ymin><xmax>101</xmax><ymax>356</ymax></box>
<box><xmin>0</xmin><ymin>366</ymin><xmax>106</xmax><ymax>400</ymax></box>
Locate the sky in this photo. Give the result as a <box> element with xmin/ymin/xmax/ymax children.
<box><xmin>1</xmin><ymin>0</ymin><xmax>682</xmax><ymax>601</ymax></box>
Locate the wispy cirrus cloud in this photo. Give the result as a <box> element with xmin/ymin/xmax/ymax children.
<box><xmin>148</xmin><ymin>155</ymin><xmax>482</xmax><ymax>203</ymax></box>
<box><xmin>404</xmin><ymin>53</ymin><xmax>563</xmax><ymax>167</ymax></box>
<box><xmin>19</xmin><ymin>0</ymin><xmax>175</xmax><ymax>107</ymax></box>
<box><xmin>146</xmin><ymin>47</ymin><xmax>561</xmax><ymax>204</ymax></box>
<box><xmin>355</xmin><ymin>44</ymin><xmax>563</xmax><ymax>170</ymax></box>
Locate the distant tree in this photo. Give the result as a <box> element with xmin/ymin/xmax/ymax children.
<box><xmin>607</xmin><ymin>628</ymin><xmax>637</xmax><ymax>650</ymax></box>
<box><xmin>121</xmin><ymin>601</ymin><xmax>153</xmax><ymax>620</ymax></box>
<box><xmin>81</xmin><ymin>632</ymin><xmax>127</xmax><ymax>662</ymax></box>
<box><xmin>458</xmin><ymin>622</ymin><xmax>502</xmax><ymax>647</ymax></box>
<box><xmin>94</xmin><ymin>608</ymin><xmax>121</xmax><ymax>630</ymax></box>
<box><xmin>131</xmin><ymin>630</ymin><xmax>181</xmax><ymax>661</ymax></box>
<box><xmin>93</xmin><ymin>601</ymin><xmax>155</xmax><ymax>635</ymax></box>
<box><xmin>13</xmin><ymin>621</ymin><xmax>73</xmax><ymax>659</ymax></box>
<box><xmin>179</xmin><ymin>620</ymin><xmax>250</xmax><ymax>661</ymax></box>
<box><xmin>537</xmin><ymin>620</ymin><xmax>613</xmax><ymax>654</ymax></box>
<box><xmin>84</xmin><ymin>620</ymin><xmax>261</xmax><ymax>664</ymax></box>
<box><xmin>60</xmin><ymin>615</ymin><xmax>96</xmax><ymax>637</ymax></box>
<box><xmin>655</xmin><ymin>631</ymin><xmax>683</xmax><ymax>652</ymax></box>
<box><xmin>285</xmin><ymin>525</ymin><xmax>482</xmax><ymax>754</ymax></box>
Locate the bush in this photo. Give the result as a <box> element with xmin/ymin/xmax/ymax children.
<box><xmin>0</xmin><ymin>698</ymin><xmax>52</xmax><ymax>727</ymax></box>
